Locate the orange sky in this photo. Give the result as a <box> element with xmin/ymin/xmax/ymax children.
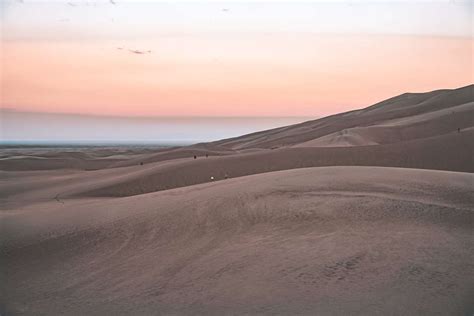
<box><xmin>1</xmin><ymin>1</ymin><xmax>473</xmax><ymax>117</ymax></box>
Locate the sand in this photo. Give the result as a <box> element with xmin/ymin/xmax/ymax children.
<box><xmin>2</xmin><ymin>167</ymin><xmax>473</xmax><ymax>315</ymax></box>
<box><xmin>213</xmin><ymin>84</ymin><xmax>474</xmax><ymax>150</ymax></box>
<box><xmin>1</xmin><ymin>85</ymin><xmax>473</xmax><ymax>315</ymax></box>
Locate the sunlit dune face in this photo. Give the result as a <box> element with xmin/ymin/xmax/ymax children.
<box><xmin>1</xmin><ymin>1</ymin><xmax>472</xmax><ymax>117</ymax></box>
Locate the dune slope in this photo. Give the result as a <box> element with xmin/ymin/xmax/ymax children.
<box><xmin>1</xmin><ymin>129</ymin><xmax>471</xmax><ymax>209</ymax></box>
<box><xmin>1</xmin><ymin>85</ymin><xmax>472</xmax><ymax>173</ymax></box>
<box><xmin>2</xmin><ymin>167</ymin><xmax>473</xmax><ymax>315</ymax></box>
<box><xmin>214</xmin><ymin>84</ymin><xmax>474</xmax><ymax>149</ymax></box>
<box><xmin>77</xmin><ymin>129</ymin><xmax>474</xmax><ymax>198</ymax></box>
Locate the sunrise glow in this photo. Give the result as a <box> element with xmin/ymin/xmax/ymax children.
<box><xmin>1</xmin><ymin>1</ymin><xmax>472</xmax><ymax>117</ymax></box>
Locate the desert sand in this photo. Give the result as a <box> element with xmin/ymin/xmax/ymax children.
<box><xmin>1</xmin><ymin>85</ymin><xmax>473</xmax><ymax>315</ymax></box>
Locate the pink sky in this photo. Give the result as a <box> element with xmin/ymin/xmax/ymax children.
<box><xmin>1</xmin><ymin>1</ymin><xmax>473</xmax><ymax>117</ymax></box>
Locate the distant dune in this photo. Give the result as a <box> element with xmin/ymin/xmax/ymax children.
<box><xmin>1</xmin><ymin>85</ymin><xmax>472</xmax><ymax>172</ymax></box>
<box><xmin>213</xmin><ymin>84</ymin><xmax>473</xmax><ymax>149</ymax></box>
<box><xmin>1</xmin><ymin>85</ymin><xmax>473</xmax><ymax>315</ymax></box>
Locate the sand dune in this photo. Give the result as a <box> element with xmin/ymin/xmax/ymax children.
<box><xmin>61</xmin><ymin>130</ymin><xmax>474</xmax><ymax>198</ymax></box>
<box><xmin>1</xmin><ymin>85</ymin><xmax>472</xmax><ymax>173</ymax></box>
<box><xmin>294</xmin><ymin>101</ymin><xmax>474</xmax><ymax>147</ymax></box>
<box><xmin>293</xmin><ymin>126</ymin><xmax>383</xmax><ymax>147</ymax></box>
<box><xmin>0</xmin><ymin>146</ymin><xmax>164</xmax><ymax>171</ymax></box>
<box><xmin>214</xmin><ymin>84</ymin><xmax>473</xmax><ymax>149</ymax></box>
<box><xmin>109</xmin><ymin>144</ymin><xmax>235</xmax><ymax>168</ymax></box>
<box><xmin>1</xmin><ymin>129</ymin><xmax>471</xmax><ymax>208</ymax></box>
<box><xmin>2</xmin><ymin>86</ymin><xmax>473</xmax><ymax>315</ymax></box>
<box><xmin>2</xmin><ymin>167</ymin><xmax>473</xmax><ymax>315</ymax></box>
<box><xmin>307</xmin><ymin>100</ymin><xmax>474</xmax><ymax>147</ymax></box>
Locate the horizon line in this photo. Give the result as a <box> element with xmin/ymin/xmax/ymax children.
<box><xmin>0</xmin><ymin>108</ymin><xmax>316</xmax><ymax>119</ymax></box>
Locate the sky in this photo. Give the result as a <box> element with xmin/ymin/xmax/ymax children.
<box><xmin>0</xmin><ymin>0</ymin><xmax>473</xmax><ymax>142</ymax></box>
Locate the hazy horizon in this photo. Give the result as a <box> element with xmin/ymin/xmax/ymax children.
<box><xmin>0</xmin><ymin>109</ymin><xmax>312</xmax><ymax>144</ymax></box>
